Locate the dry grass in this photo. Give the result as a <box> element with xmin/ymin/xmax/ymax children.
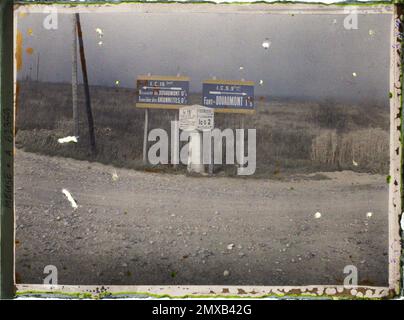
<box><xmin>311</xmin><ymin>128</ymin><xmax>389</xmax><ymax>173</ymax></box>
<box><xmin>16</xmin><ymin>81</ymin><xmax>390</xmax><ymax>177</ymax></box>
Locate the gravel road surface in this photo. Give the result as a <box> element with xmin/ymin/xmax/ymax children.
<box><xmin>15</xmin><ymin>150</ymin><xmax>388</xmax><ymax>286</ymax></box>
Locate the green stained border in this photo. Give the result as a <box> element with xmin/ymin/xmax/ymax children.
<box><xmin>1</xmin><ymin>0</ymin><xmax>403</xmax><ymax>300</ymax></box>
<box><xmin>0</xmin><ymin>0</ymin><xmax>14</xmax><ymax>300</ymax></box>
<box><xmin>14</xmin><ymin>285</ymin><xmax>396</xmax><ymax>299</ymax></box>
<box><xmin>400</xmin><ymin>5</ymin><xmax>404</xmax><ymax>297</ymax></box>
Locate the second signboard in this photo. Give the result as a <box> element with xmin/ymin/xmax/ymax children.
<box><xmin>202</xmin><ymin>79</ymin><xmax>255</xmax><ymax>114</ymax></box>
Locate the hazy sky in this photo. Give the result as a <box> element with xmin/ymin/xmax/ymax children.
<box><xmin>17</xmin><ymin>10</ymin><xmax>392</xmax><ymax>105</ymax></box>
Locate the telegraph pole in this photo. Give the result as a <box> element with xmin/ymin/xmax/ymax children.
<box><xmin>76</xmin><ymin>13</ymin><xmax>96</xmax><ymax>154</ymax></box>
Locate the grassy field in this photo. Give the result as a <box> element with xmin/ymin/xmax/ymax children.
<box><xmin>16</xmin><ymin>81</ymin><xmax>390</xmax><ymax>178</ymax></box>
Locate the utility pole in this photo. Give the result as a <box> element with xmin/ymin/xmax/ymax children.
<box><xmin>76</xmin><ymin>13</ymin><xmax>96</xmax><ymax>154</ymax></box>
<box><xmin>143</xmin><ymin>109</ymin><xmax>149</xmax><ymax>164</ymax></box>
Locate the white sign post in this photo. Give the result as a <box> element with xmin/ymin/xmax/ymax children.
<box><xmin>179</xmin><ymin>105</ymin><xmax>214</xmax><ymax>174</ymax></box>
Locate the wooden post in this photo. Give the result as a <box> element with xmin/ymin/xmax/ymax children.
<box><xmin>76</xmin><ymin>13</ymin><xmax>96</xmax><ymax>154</ymax></box>
<box><xmin>238</xmin><ymin>115</ymin><xmax>245</xmax><ymax>169</ymax></box>
<box><xmin>71</xmin><ymin>14</ymin><xmax>79</xmax><ymax>138</ymax></box>
<box><xmin>143</xmin><ymin>109</ymin><xmax>149</xmax><ymax>164</ymax></box>
<box><xmin>0</xmin><ymin>0</ymin><xmax>15</xmax><ymax>299</ymax></box>
<box><xmin>208</xmin><ymin>130</ymin><xmax>213</xmax><ymax>175</ymax></box>
<box><xmin>172</xmin><ymin>112</ymin><xmax>179</xmax><ymax>168</ymax></box>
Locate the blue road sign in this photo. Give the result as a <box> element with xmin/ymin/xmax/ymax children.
<box><xmin>202</xmin><ymin>80</ymin><xmax>255</xmax><ymax>113</ymax></box>
<box><xmin>136</xmin><ymin>75</ymin><xmax>189</xmax><ymax>109</ymax></box>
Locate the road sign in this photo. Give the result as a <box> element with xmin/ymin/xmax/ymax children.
<box><xmin>202</xmin><ymin>79</ymin><xmax>255</xmax><ymax>114</ymax></box>
<box><xmin>136</xmin><ymin>75</ymin><xmax>189</xmax><ymax>110</ymax></box>
<box><xmin>179</xmin><ymin>105</ymin><xmax>214</xmax><ymax>131</ymax></box>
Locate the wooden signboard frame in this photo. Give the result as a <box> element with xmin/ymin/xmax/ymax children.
<box><xmin>136</xmin><ymin>74</ymin><xmax>190</xmax><ymax>110</ymax></box>
<box><xmin>135</xmin><ymin>74</ymin><xmax>190</xmax><ymax>163</ymax></box>
<box><xmin>202</xmin><ymin>79</ymin><xmax>256</xmax><ymax>114</ymax></box>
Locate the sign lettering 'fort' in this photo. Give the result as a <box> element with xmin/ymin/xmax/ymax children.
<box><xmin>202</xmin><ymin>79</ymin><xmax>255</xmax><ymax>114</ymax></box>
<box><xmin>136</xmin><ymin>75</ymin><xmax>190</xmax><ymax>109</ymax></box>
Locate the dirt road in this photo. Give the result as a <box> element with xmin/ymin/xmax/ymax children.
<box><xmin>15</xmin><ymin>150</ymin><xmax>389</xmax><ymax>286</ymax></box>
